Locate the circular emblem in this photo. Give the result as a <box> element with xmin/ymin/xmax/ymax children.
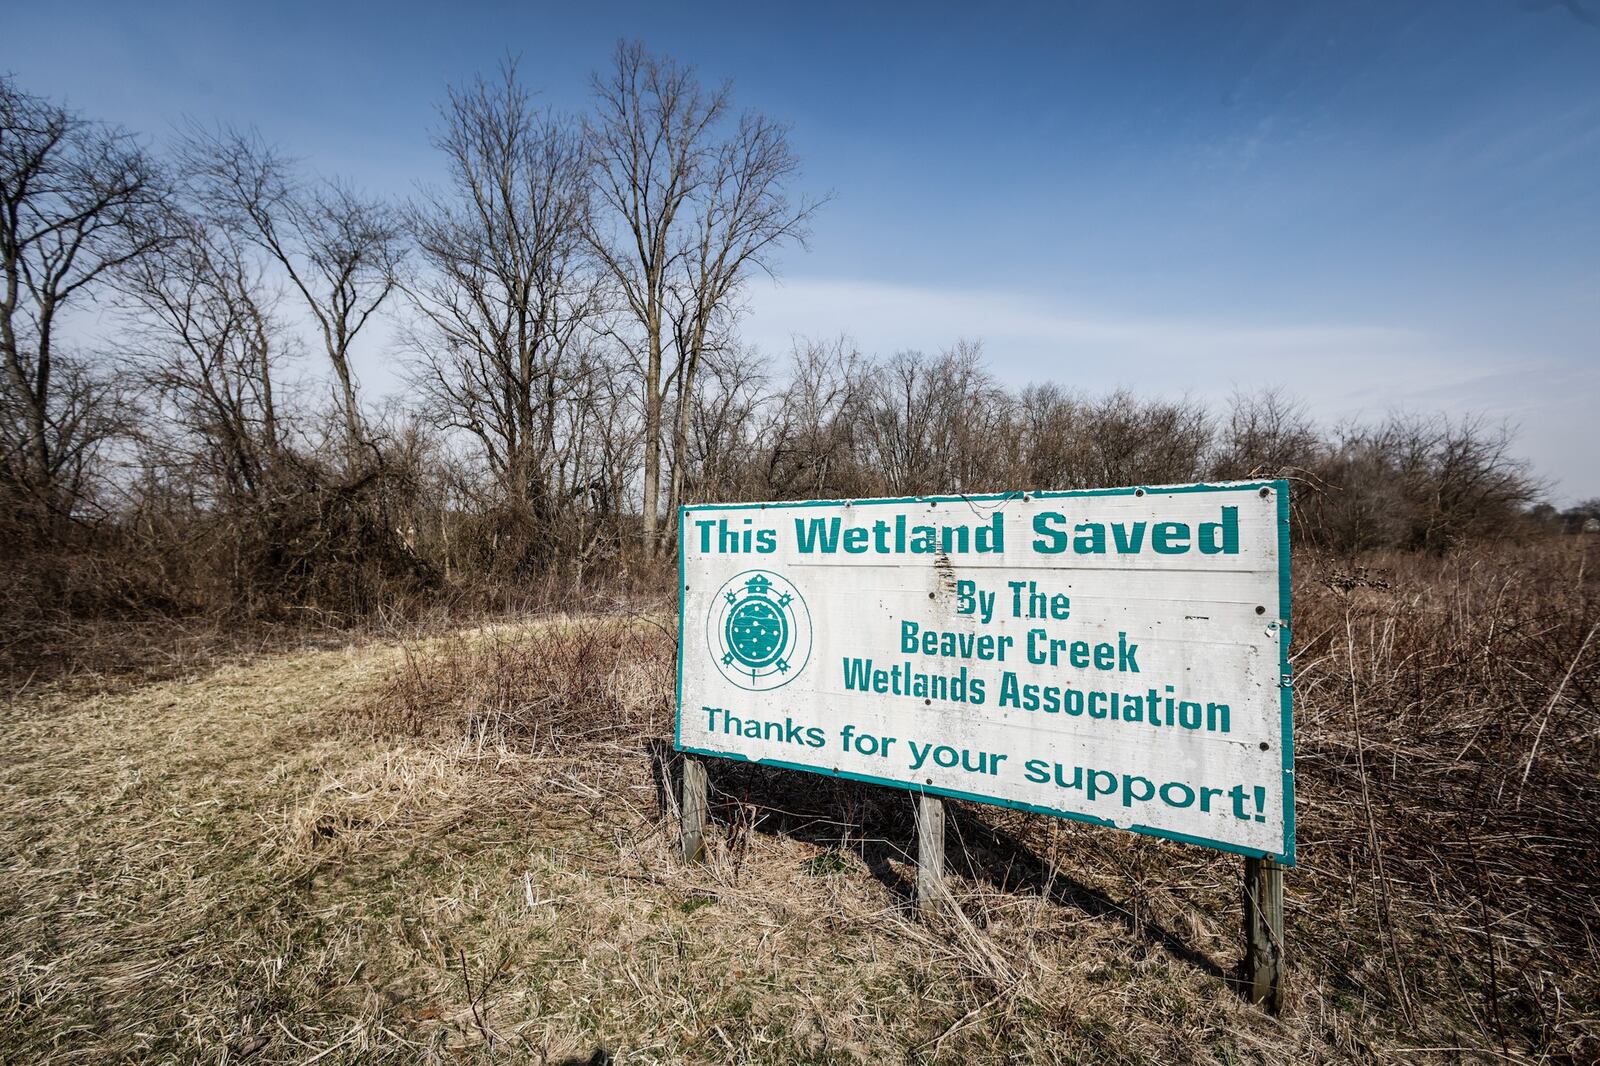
<box><xmin>707</xmin><ymin>570</ymin><xmax>812</xmax><ymax>691</ymax></box>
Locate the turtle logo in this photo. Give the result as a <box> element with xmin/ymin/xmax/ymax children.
<box><xmin>707</xmin><ymin>570</ymin><xmax>812</xmax><ymax>691</ymax></box>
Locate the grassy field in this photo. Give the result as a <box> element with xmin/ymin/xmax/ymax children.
<box><xmin>1</xmin><ymin>542</ymin><xmax>1596</xmax><ymax>1064</ymax></box>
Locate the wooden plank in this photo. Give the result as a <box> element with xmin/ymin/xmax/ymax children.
<box><xmin>680</xmin><ymin>754</ymin><xmax>708</xmax><ymax>864</ymax></box>
<box><xmin>1243</xmin><ymin>856</ymin><xmax>1285</xmax><ymax>1013</ymax></box>
<box><xmin>915</xmin><ymin>793</ymin><xmax>946</xmax><ymax>912</ymax></box>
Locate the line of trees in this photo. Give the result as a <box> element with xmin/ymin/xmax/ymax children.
<box><xmin>662</xmin><ymin>339</ymin><xmax>1545</xmax><ymax>555</ymax></box>
<box><xmin>0</xmin><ymin>48</ymin><xmax>1555</xmax><ymax>625</ymax></box>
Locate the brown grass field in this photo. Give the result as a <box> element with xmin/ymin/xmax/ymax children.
<box><xmin>1</xmin><ymin>540</ymin><xmax>1596</xmax><ymax>1064</ymax></box>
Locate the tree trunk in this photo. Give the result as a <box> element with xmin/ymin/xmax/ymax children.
<box><xmin>333</xmin><ymin>356</ymin><xmax>363</xmax><ymax>451</ymax></box>
<box><xmin>641</xmin><ymin>312</ymin><xmax>663</xmax><ymax>558</ymax></box>
<box><xmin>664</xmin><ymin>321</ymin><xmax>706</xmax><ymax>546</ymax></box>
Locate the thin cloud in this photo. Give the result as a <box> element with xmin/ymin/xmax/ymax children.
<box><xmin>742</xmin><ymin>275</ymin><xmax>1599</xmax><ymax>502</ymax></box>
<box><xmin>746</xmin><ymin>276</ymin><xmax>1428</xmax><ymax>387</ymax></box>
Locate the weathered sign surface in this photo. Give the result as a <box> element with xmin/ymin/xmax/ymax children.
<box><xmin>675</xmin><ymin>480</ymin><xmax>1294</xmax><ymax>864</ymax></box>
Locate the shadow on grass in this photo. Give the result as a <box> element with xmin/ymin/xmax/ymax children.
<box><xmin>646</xmin><ymin>740</ymin><xmax>1229</xmax><ymax>985</ymax></box>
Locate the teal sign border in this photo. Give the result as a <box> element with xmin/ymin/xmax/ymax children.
<box><xmin>674</xmin><ymin>480</ymin><xmax>1295</xmax><ymax>867</ymax></box>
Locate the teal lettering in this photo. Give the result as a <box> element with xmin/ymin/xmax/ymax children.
<box><xmin>1111</xmin><ymin>521</ymin><xmax>1147</xmax><ymax>553</ymax></box>
<box><xmin>1152</xmin><ymin>521</ymin><xmax>1189</xmax><ymax>553</ymax></box>
<box><xmin>975</xmin><ymin>512</ymin><xmax>1004</xmax><ymax>553</ymax></box>
<box><xmin>795</xmin><ymin>517</ymin><xmax>841</xmax><ymax>553</ymax></box>
<box><xmin>1073</xmin><ymin>522</ymin><xmax>1106</xmax><ymax>554</ymax></box>
<box><xmin>1032</xmin><ymin>512</ymin><xmax>1069</xmax><ymax>553</ymax></box>
<box><xmin>1198</xmin><ymin>506</ymin><xmax>1239</xmax><ymax>555</ymax></box>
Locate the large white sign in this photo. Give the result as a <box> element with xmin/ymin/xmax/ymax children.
<box><xmin>675</xmin><ymin>481</ymin><xmax>1294</xmax><ymax>863</ymax></box>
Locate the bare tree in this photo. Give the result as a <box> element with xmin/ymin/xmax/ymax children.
<box><xmin>586</xmin><ymin>41</ymin><xmax>722</xmax><ymax>555</ymax></box>
<box><xmin>684</xmin><ymin>343</ymin><xmax>771</xmax><ymax>500</ymax></box>
<box><xmin>122</xmin><ymin>209</ymin><xmax>286</xmax><ymax>503</ymax></box>
<box><xmin>179</xmin><ymin>126</ymin><xmax>401</xmax><ymax>451</ymax></box>
<box><xmin>1303</xmin><ymin>413</ymin><xmax>1542</xmax><ymax>552</ymax></box>
<box><xmin>1065</xmin><ymin>390</ymin><xmax>1214</xmax><ymax>489</ymax></box>
<box><xmin>1015</xmin><ymin>382</ymin><xmax>1082</xmax><ymax>489</ymax></box>
<box><xmin>761</xmin><ymin>337</ymin><xmax>870</xmax><ymax>499</ymax></box>
<box><xmin>663</xmin><ymin>106</ymin><xmax>818</xmax><ymax>519</ymax></box>
<box><xmin>587</xmin><ymin>41</ymin><xmax>815</xmax><ymax>553</ymax></box>
<box><xmin>1214</xmin><ymin>387</ymin><xmax>1320</xmax><ymax>480</ymax></box>
<box><xmin>0</xmin><ymin>77</ymin><xmax>165</xmax><ymax>530</ymax></box>
<box><xmin>862</xmin><ymin>342</ymin><xmax>1009</xmax><ymax>496</ymax></box>
<box><xmin>405</xmin><ymin>62</ymin><xmax>602</xmax><ymax>556</ymax></box>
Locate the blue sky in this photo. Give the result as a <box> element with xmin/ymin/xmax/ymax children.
<box><xmin>7</xmin><ymin>1</ymin><xmax>1599</xmax><ymax>500</ymax></box>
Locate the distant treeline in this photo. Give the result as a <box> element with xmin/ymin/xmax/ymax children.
<box><xmin>659</xmin><ymin>337</ymin><xmax>1569</xmax><ymax>553</ymax></box>
<box><xmin>0</xmin><ymin>53</ymin><xmax>1580</xmax><ymax>628</ymax></box>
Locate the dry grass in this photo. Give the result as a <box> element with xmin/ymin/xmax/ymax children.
<box><xmin>1287</xmin><ymin>540</ymin><xmax>1600</xmax><ymax>1059</ymax></box>
<box><xmin>2</xmin><ymin>540</ymin><xmax>1596</xmax><ymax>1063</ymax></box>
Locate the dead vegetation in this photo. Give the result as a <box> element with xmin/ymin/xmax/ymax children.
<box><xmin>1</xmin><ymin>539</ymin><xmax>1596</xmax><ymax>1064</ymax></box>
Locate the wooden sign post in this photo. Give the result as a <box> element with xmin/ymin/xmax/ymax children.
<box><xmin>915</xmin><ymin>793</ymin><xmax>946</xmax><ymax>912</ymax></box>
<box><xmin>1243</xmin><ymin>856</ymin><xmax>1285</xmax><ymax>1013</ymax></box>
<box><xmin>680</xmin><ymin>753</ymin><xmax>708</xmax><ymax>864</ymax></box>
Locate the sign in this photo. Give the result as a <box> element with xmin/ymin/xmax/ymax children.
<box><xmin>675</xmin><ymin>480</ymin><xmax>1293</xmax><ymax>864</ymax></box>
